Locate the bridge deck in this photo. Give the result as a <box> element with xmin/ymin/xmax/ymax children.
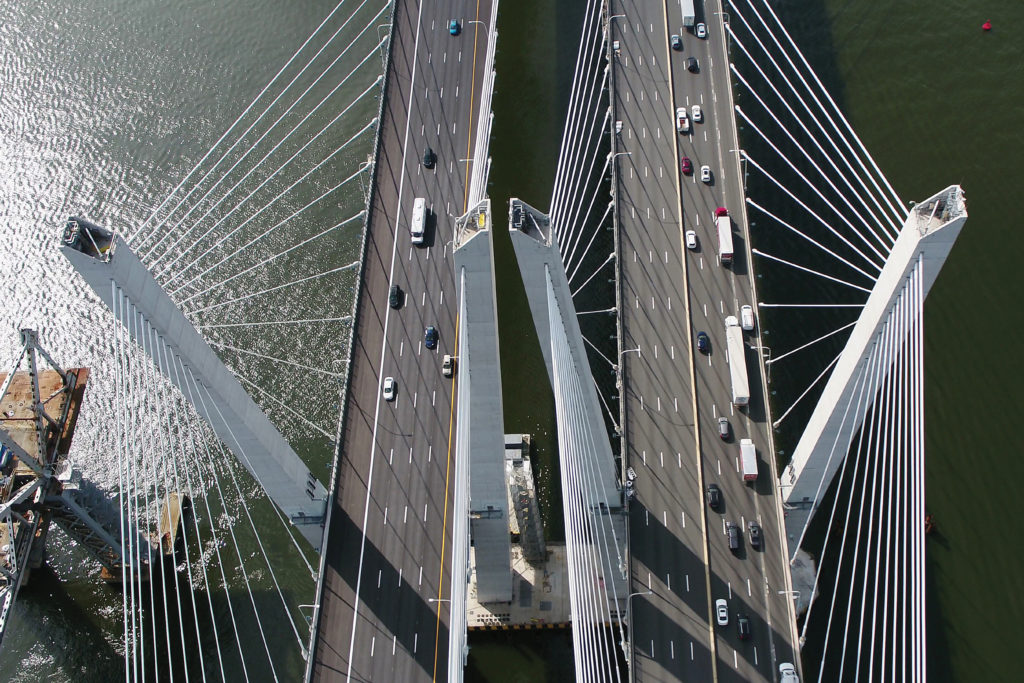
<box><xmin>309</xmin><ymin>0</ymin><xmax>496</xmax><ymax>680</ymax></box>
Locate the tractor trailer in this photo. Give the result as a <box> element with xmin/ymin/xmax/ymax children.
<box><xmin>725</xmin><ymin>315</ymin><xmax>749</xmax><ymax>406</ymax></box>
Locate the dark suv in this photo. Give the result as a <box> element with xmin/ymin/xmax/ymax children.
<box><xmin>424</xmin><ymin>325</ymin><xmax>439</xmax><ymax>350</ymax></box>
<box><xmin>423</xmin><ymin>146</ymin><xmax>436</xmax><ymax>168</ymax></box>
<box><xmin>706</xmin><ymin>483</ymin><xmax>722</xmax><ymax>510</ymax></box>
<box><xmin>696</xmin><ymin>331</ymin><xmax>710</xmax><ymax>353</ymax></box>
<box><xmin>389</xmin><ymin>284</ymin><xmax>402</xmax><ymax>309</ymax></box>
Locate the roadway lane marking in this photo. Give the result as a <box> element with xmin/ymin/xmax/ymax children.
<box><xmin>754</xmin><ymin>647</ymin><xmax>758</xmax><ymax>666</ymax></box>
<box><xmin>414</xmin><ymin>633</ymin><xmax>418</xmax><ymax>653</ymax></box>
<box><xmin>418</xmin><ymin>566</ymin><xmax>423</xmax><ymax>586</ymax></box>
<box><xmin>728</xmin><ymin>582</ymin><xmax>733</xmax><ymax>599</ymax></box>
<box><xmin>663</xmin><ymin>510</ymin><xmax>667</xmax><ymax>526</ymax></box>
<box><xmin>664</xmin><ymin>250</ymin><xmax>669</xmax><ymax>264</ymax></box>
<box><xmin>456</xmin><ymin>85</ymin><xmax>459</xmax><ymax>98</ymax></box>
<box><xmin>383</xmin><ymin>507</ymin><xmax>388</xmax><ymax>526</ymax></box>
<box><xmin>398</xmin><ymin>566</ymin><xmax>402</xmax><ymax>586</ymax></box>
<box><xmin>654</xmin><ymin>344</ymin><xmax>658</xmax><ymax>359</ymax></box>
<box><xmin>409</xmin><ymin>447</ymin><xmax>413</xmax><ymax>464</ymax></box>
<box><xmin>392</xmin><ymin>635</ymin><xmax>397</xmax><ymax>655</ymax></box>
<box><xmin>413</xmin><ymin>392</ymin><xmax>418</xmax><ymax>407</ymax></box>
<box><xmin>643</xmin><ymin>450</ymin><xmax>647</xmax><ymax>465</ymax></box>
<box><xmin>423</xmin><ymin>503</ymin><xmax>428</xmax><ymax>522</ymax></box>
<box><xmin>747</xmin><ymin>578</ymin><xmax>752</xmax><ymax>596</ymax></box>
<box><xmin>671</xmin><ymin>345</ymin><xmax>675</xmax><ymax>359</ymax></box>
<box><xmin>389</xmin><ymin>448</ymin><xmax>393</xmax><ymax>465</ymax></box>
<box><xmin>439</xmin><ymin>290</ymin><xmax>444</xmax><ymax>306</ymax></box>
<box><xmin>691</xmin><ymin>642</ymin><xmax>694</xmax><ymax>660</ymax></box>
<box><xmin>644</xmin><ymin>509</ymin><xmax>649</xmax><ymax>526</ymax></box>
<box><xmin>443</xmin><ymin>51</ymin><xmax>447</xmax><ymax>64</ymax></box>
<box><xmin>659</xmin><ymin>451</ymin><xmax>664</xmax><ymax>467</ymax></box>
<box><xmin>677</xmin><ymin>451</ymin><xmax>682</xmax><ymax>468</ymax></box>
<box><xmin>432</xmin><ymin>390</ymin><xmax>436</xmax><ymax>406</ymax></box>
<box><xmin>670</xmin><ymin>640</ymin><xmax>675</xmax><ymax>659</ymax></box>
<box><xmin>378</xmin><ymin>570</ymin><xmax>382</xmax><ymax>588</ymax></box>
<box><xmin>668</xmin><ymin>297</ymin><xmax>672</xmax><ymax>311</ymax></box>
<box><xmin>648</xmin><ymin>250</ymin><xmax>653</xmax><ymax>263</ymax></box>
<box><xmin>686</xmin><ymin>574</ymin><xmax>690</xmax><ymax>591</ymax></box>
<box><xmin>404</xmin><ymin>506</ymin><xmax>408</xmax><ymax>524</ymax></box>
<box><xmin>423</xmin><ymin>292</ymin><xmax>428</xmax><ymax>306</ymax></box>
<box><xmin>371</xmin><ymin>636</ymin><xmax>375</xmax><ymax>657</ymax></box>
<box><xmin>459</xmin><ymin>50</ymin><xmax>462</xmax><ymax>63</ymax></box>
<box><xmin>717</xmin><ymin>459</ymin><xmax>722</xmax><ymax>475</ymax></box>
<box><xmin>681</xmin><ymin>510</ymin><xmax>686</xmax><ymax>528</ymax></box>
<box><xmin>428</xmin><ymin>445</ymin><xmax>432</xmax><ymax>462</ymax></box>
<box><xmin>733</xmin><ymin>649</ymin><xmax>738</xmax><ymax>668</ymax></box>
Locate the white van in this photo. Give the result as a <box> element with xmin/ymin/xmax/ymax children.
<box><xmin>410</xmin><ymin>197</ymin><xmax>426</xmax><ymax>244</ymax></box>
<box><xmin>740</xmin><ymin>304</ymin><xmax>755</xmax><ymax>331</ymax></box>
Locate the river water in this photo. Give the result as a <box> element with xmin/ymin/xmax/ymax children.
<box><xmin>0</xmin><ymin>0</ymin><xmax>1018</xmax><ymax>681</ymax></box>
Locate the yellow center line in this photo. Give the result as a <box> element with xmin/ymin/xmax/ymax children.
<box><xmin>433</xmin><ymin>1</ymin><xmax>482</xmax><ymax>679</ymax></box>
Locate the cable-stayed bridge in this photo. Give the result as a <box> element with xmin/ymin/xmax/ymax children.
<box><xmin>0</xmin><ymin>0</ymin><xmax>964</xmax><ymax>682</ymax></box>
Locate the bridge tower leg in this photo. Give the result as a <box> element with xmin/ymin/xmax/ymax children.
<box><xmin>780</xmin><ymin>186</ymin><xmax>967</xmax><ymax>556</ymax></box>
<box><xmin>59</xmin><ymin>218</ymin><xmax>328</xmax><ymax>551</ymax></box>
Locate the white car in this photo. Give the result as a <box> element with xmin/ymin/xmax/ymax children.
<box><xmin>691</xmin><ymin>104</ymin><xmax>703</xmax><ymax>123</ymax></box>
<box><xmin>676</xmin><ymin>107</ymin><xmax>690</xmax><ymax>133</ymax></box>
<box><xmin>685</xmin><ymin>230</ymin><xmax>697</xmax><ymax>250</ymax></box>
<box><xmin>696</xmin><ymin>22</ymin><xmax>707</xmax><ymax>39</ymax></box>
<box><xmin>700</xmin><ymin>165</ymin><xmax>711</xmax><ymax>183</ymax></box>
<box><xmin>715</xmin><ymin>598</ymin><xmax>729</xmax><ymax>626</ymax></box>
<box><xmin>740</xmin><ymin>304</ymin><xmax>755</xmax><ymax>331</ymax></box>
<box><xmin>779</xmin><ymin>663</ymin><xmax>800</xmax><ymax>683</ymax></box>
<box><xmin>382</xmin><ymin>376</ymin><xmax>396</xmax><ymax>401</ymax></box>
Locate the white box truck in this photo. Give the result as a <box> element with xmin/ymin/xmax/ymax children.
<box><xmin>715</xmin><ymin>207</ymin><xmax>733</xmax><ymax>266</ymax></box>
<box><xmin>681</xmin><ymin>0</ymin><xmax>696</xmax><ymax>27</ymax></box>
<box><xmin>411</xmin><ymin>197</ymin><xmax>426</xmax><ymax>245</ymax></box>
<box><xmin>725</xmin><ymin>315</ymin><xmax>749</xmax><ymax>406</ymax></box>
<box><xmin>739</xmin><ymin>438</ymin><xmax>757</xmax><ymax>481</ymax></box>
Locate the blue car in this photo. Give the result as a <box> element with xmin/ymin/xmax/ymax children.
<box><xmin>425</xmin><ymin>326</ymin><xmax>439</xmax><ymax>349</ymax></box>
<box><xmin>449</xmin><ymin>20</ymin><xmax>460</xmax><ymax>36</ymax></box>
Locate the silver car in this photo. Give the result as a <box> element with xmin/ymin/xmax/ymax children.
<box><xmin>696</xmin><ymin>23</ymin><xmax>707</xmax><ymax>39</ymax></box>
<box><xmin>715</xmin><ymin>598</ymin><xmax>729</xmax><ymax>626</ymax></box>
<box><xmin>700</xmin><ymin>165</ymin><xmax>712</xmax><ymax>183</ymax></box>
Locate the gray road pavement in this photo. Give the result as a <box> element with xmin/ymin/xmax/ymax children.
<box><xmin>310</xmin><ymin>1</ymin><xmax>493</xmax><ymax>681</ymax></box>
<box><xmin>611</xmin><ymin>1</ymin><xmax>799</xmax><ymax>681</ymax></box>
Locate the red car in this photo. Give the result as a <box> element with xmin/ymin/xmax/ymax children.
<box><xmin>681</xmin><ymin>156</ymin><xmax>693</xmax><ymax>175</ymax></box>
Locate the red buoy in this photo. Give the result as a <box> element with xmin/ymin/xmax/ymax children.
<box><xmin>982</xmin><ymin>20</ymin><xmax>992</xmax><ymax>31</ymax></box>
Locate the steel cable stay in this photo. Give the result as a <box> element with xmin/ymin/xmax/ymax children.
<box><xmin>796</xmin><ymin>346</ymin><xmax>875</xmax><ymax>643</ymax></box>
<box><xmin>557</xmin><ymin>77</ymin><xmax>610</xmax><ymax>255</ymax></box>
<box><xmin>590</xmin><ymin>373</ymin><xmax>620</xmax><ymax>435</ymax></box>
<box><xmin>155</xmin><ymin>340</ymin><xmax>228</xmax><ymax>682</ymax></box>
<box><xmin>839</xmin><ymin>310</ymin><xmax>897</xmax><ymax>681</ymax></box>
<box><xmin>742</xmin><ymin>152</ymin><xmax>886</xmax><ymax>272</ymax></box>
<box><xmin>549</xmin><ymin>282</ymin><xmax>621</xmax><ymax>681</ymax></box>
<box><xmin>205</xmin><ymin>341</ymin><xmax>346</xmax><ymax>380</ymax></box>
<box><xmin>113</xmin><ymin>288</ymin><xmax>139</xmax><ymax>682</ymax></box>
<box><xmin>725</xmin><ymin>22</ymin><xmax>899</xmax><ymax>246</ymax></box>
<box><xmin>145</xmin><ymin>30</ymin><xmax>386</xmax><ymax>268</ymax></box>
<box><xmin>234</xmin><ymin>373</ymin><xmax>335</xmax><ymax>443</ymax></box>
<box><xmin>197</xmin><ymin>316</ymin><xmax>352</xmax><ymax>330</ymax></box>
<box><xmin>580</xmin><ymin>333</ymin><xmax>614</xmax><ymax>370</ymax></box>
<box><xmin>745</xmin><ymin>199</ymin><xmax>879</xmax><ymax>283</ymax></box>
<box><xmin>913</xmin><ymin>263</ymin><xmax>927</xmax><ymax>679</ymax></box>
<box><xmin>571</xmin><ymin>252</ymin><xmax>615</xmax><ymax>300</ymax></box>
<box><xmin>751</xmin><ymin>250</ymin><xmax>873</xmax><ymax>294</ymax></box>
<box><xmin>176</xmin><ymin>211</ymin><xmax>365</xmax><ymax>305</ymax></box>
<box><xmin>729</xmin><ymin>1</ymin><xmax>904</xmax><ymax>238</ymax></box>
<box><xmin>186</xmin><ymin>261</ymin><xmax>361</xmax><ymax>318</ymax></box>
<box><xmin>728</xmin><ymin>62</ymin><xmax>894</xmax><ymax>248</ymax></box>
<box><xmin>735</xmin><ymin>110</ymin><xmax>890</xmax><ymax>267</ymax></box>
<box><xmin>129</xmin><ymin>0</ymin><xmax>380</xmax><ymax>250</ymax></box>
<box><xmin>744</xmin><ymin>0</ymin><xmax>906</xmax><ymax>226</ymax></box>
<box><xmin>814</xmin><ymin>333</ymin><xmax>885</xmax><ymax>683</ymax></box>
<box><xmin>765</xmin><ymin>321</ymin><xmax>857</xmax><ymax>367</ymax></box>
<box><xmin>161</xmin><ymin>148</ymin><xmax>373</xmax><ymax>297</ymax></box>
<box><xmin>182</xmin><ymin>378</ymin><xmax>280</xmax><ymax>681</ymax></box>
<box><xmin>126</xmin><ymin>301</ymin><xmax>162</xmax><ymax>675</ymax></box>
<box><xmin>550</xmin><ymin>0</ymin><xmax>605</xmax><ymax>231</ymax></box>
<box><xmin>138</xmin><ymin>318</ymin><xmax>189</xmax><ymax>678</ymax></box>
<box><xmin>567</xmin><ymin>202</ymin><xmax>613</xmax><ymax>284</ymax></box>
<box><xmin>854</xmin><ymin>303</ymin><xmax>900</xmax><ymax>683</ymax></box>
<box><xmin>157</xmin><ymin>112</ymin><xmax>377</xmax><ymax>289</ymax></box>
<box><xmin>174</xmin><ymin>359</ymin><xmax>254</xmax><ymax>683</ymax></box>
<box><xmin>772</xmin><ymin>350</ymin><xmax>842</xmax><ymax>429</ymax></box>
<box><xmin>551</xmin><ymin>0</ymin><xmax>605</xmax><ymax>235</ymax></box>
<box><xmin>867</xmin><ymin>291</ymin><xmax>906</xmax><ymax>681</ymax></box>
<box><xmin>189</xmin><ymin>370</ymin><xmax>315</xmax><ymax>649</ymax></box>
<box><xmin>565</xmin><ymin>328</ymin><xmax>625</xmax><ymax>683</ymax></box>
<box><xmin>561</xmin><ymin>124</ymin><xmax>612</xmax><ymax>268</ymax></box>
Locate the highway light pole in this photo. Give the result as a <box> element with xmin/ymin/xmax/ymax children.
<box><xmin>621</xmin><ymin>589</ymin><xmax>654</xmax><ymax>665</ymax></box>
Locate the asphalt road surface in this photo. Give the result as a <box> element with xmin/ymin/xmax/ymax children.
<box><xmin>610</xmin><ymin>0</ymin><xmax>799</xmax><ymax>681</ymax></box>
<box><xmin>310</xmin><ymin>1</ymin><xmax>493</xmax><ymax>681</ymax></box>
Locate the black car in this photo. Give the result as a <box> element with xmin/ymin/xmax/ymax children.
<box><xmin>424</xmin><ymin>325</ymin><xmax>439</xmax><ymax>350</ymax></box>
<box><xmin>696</xmin><ymin>331</ymin><xmax>710</xmax><ymax>353</ymax></box>
<box><xmin>748</xmin><ymin>521</ymin><xmax>762</xmax><ymax>549</ymax></box>
<box><xmin>389</xmin><ymin>284</ymin><xmax>402</xmax><ymax>309</ymax></box>
<box><xmin>737</xmin><ymin>614</ymin><xmax>751</xmax><ymax>641</ymax></box>
<box><xmin>687</xmin><ymin>56</ymin><xmax>699</xmax><ymax>72</ymax></box>
<box><xmin>670</xmin><ymin>34</ymin><xmax>682</xmax><ymax>51</ymax></box>
<box><xmin>423</xmin><ymin>146</ymin><xmax>436</xmax><ymax>168</ymax></box>
<box><xmin>706</xmin><ymin>483</ymin><xmax>722</xmax><ymax>510</ymax></box>
<box><xmin>727</xmin><ymin>522</ymin><xmax>741</xmax><ymax>552</ymax></box>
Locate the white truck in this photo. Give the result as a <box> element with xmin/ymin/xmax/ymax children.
<box><xmin>681</xmin><ymin>0</ymin><xmax>696</xmax><ymax>27</ymax></box>
<box><xmin>725</xmin><ymin>315</ymin><xmax>749</xmax><ymax>406</ymax></box>
<box><xmin>715</xmin><ymin>207</ymin><xmax>733</xmax><ymax>266</ymax></box>
<box><xmin>739</xmin><ymin>438</ymin><xmax>757</xmax><ymax>481</ymax></box>
<box><xmin>411</xmin><ymin>197</ymin><xmax>426</xmax><ymax>245</ymax></box>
